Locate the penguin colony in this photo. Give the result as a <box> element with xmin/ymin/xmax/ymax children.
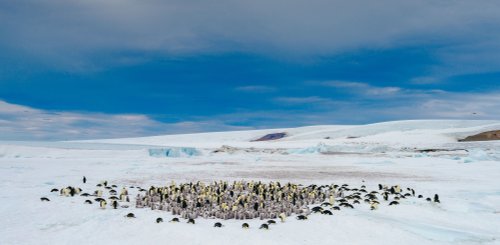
<box><xmin>42</xmin><ymin>177</ymin><xmax>441</xmax><ymax>230</ymax></box>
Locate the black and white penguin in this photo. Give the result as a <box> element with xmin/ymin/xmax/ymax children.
<box><xmin>389</xmin><ymin>201</ymin><xmax>399</xmax><ymax>206</ymax></box>
<box><xmin>242</xmin><ymin>223</ymin><xmax>250</xmax><ymax>229</ymax></box>
<box><xmin>170</xmin><ymin>218</ymin><xmax>180</xmax><ymax>222</ymax></box>
<box><xmin>84</xmin><ymin>200</ymin><xmax>92</xmax><ymax>204</ymax></box>
<box><xmin>296</xmin><ymin>215</ymin><xmax>308</xmax><ymax>220</ymax></box>
<box><xmin>279</xmin><ymin>213</ymin><xmax>286</xmax><ymax>222</ymax></box>
<box><xmin>156</xmin><ymin>218</ymin><xmax>163</xmax><ymax>223</ymax></box>
<box><xmin>322</xmin><ymin>210</ymin><xmax>333</xmax><ymax>215</ymax></box>
<box><xmin>40</xmin><ymin>197</ymin><xmax>50</xmax><ymax>201</ymax></box>
<box><xmin>112</xmin><ymin>200</ymin><xmax>118</xmax><ymax>209</ymax></box>
<box><xmin>332</xmin><ymin>206</ymin><xmax>340</xmax><ymax>211</ymax></box>
<box><xmin>259</xmin><ymin>224</ymin><xmax>269</xmax><ymax>229</ymax></box>
<box><xmin>81</xmin><ymin>193</ymin><xmax>90</xmax><ymax>197</ymax></box>
<box><xmin>339</xmin><ymin>203</ymin><xmax>353</xmax><ymax>209</ymax></box>
<box><xmin>100</xmin><ymin>200</ymin><xmax>107</xmax><ymax>209</ymax></box>
<box><xmin>214</xmin><ymin>222</ymin><xmax>223</xmax><ymax>228</ymax></box>
<box><xmin>125</xmin><ymin>213</ymin><xmax>135</xmax><ymax>218</ymax></box>
<box><xmin>426</xmin><ymin>197</ymin><xmax>432</xmax><ymax>202</ymax></box>
<box><xmin>267</xmin><ymin>220</ymin><xmax>276</xmax><ymax>225</ymax></box>
<box><xmin>418</xmin><ymin>195</ymin><xmax>423</xmax><ymax>198</ymax></box>
<box><xmin>187</xmin><ymin>218</ymin><xmax>195</xmax><ymax>224</ymax></box>
<box><xmin>433</xmin><ymin>194</ymin><xmax>440</xmax><ymax>203</ymax></box>
<box><xmin>83</xmin><ymin>176</ymin><xmax>86</xmax><ymax>184</ymax></box>
<box><xmin>50</xmin><ymin>188</ymin><xmax>59</xmax><ymax>192</ymax></box>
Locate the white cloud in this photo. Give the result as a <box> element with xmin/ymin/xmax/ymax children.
<box><xmin>235</xmin><ymin>85</ymin><xmax>275</xmax><ymax>93</ymax></box>
<box><xmin>274</xmin><ymin>96</ymin><xmax>338</xmax><ymax>107</ymax></box>
<box><xmin>320</xmin><ymin>80</ymin><xmax>402</xmax><ymax>97</ymax></box>
<box><xmin>0</xmin><ymin>100</ymin><xmax>248</xmax><ymax>140</ymax></box>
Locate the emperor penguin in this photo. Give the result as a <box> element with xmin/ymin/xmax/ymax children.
<box><xmin>279</xmin><ymin>213</ymin><xmax>286</xmax><ymax>222</ymax></box>
<box><xmin>40</xmin><ymin>197</ymin><xmax>50</xmax><ymax>202</ymax></box>
<box><xmin>329</xmin><ymin>195</ymin><xmax>335</xmax><ymax>205</ymax></box>
<box><xmin>214</xmin><ymin>222</ymin><xmax>223</xmax><ymax>228</ymax></box>
<box><xmin>125</xmin><ymin>213</ymin><xmax>135</xmax><ymax>218</ymax></box>
<box><xmin>112</xmin><ymin>200</ymin><xmax>118</xmax><ymax>209</ymax></box>
<box><xmin>187</xmin><ymin>218</ymin><xmax>195</xmax><ymax>224</ymax></box>
<box><xmin>100</xmin><ymin>200</ymin><xmax>107</xmax><ymax>209</ymax></box>
<box><xmin>259</xmin><ymin>224</ymin><xmax>269</xmax><ymax>230</ymax></box>
<box><xmin>388</xmin><ymin>201</ymin><xmax>399</xmax><ymax>206</ymax></box>
<box><xmin>156</xmin><ymin>218</ymin><xmax>163</xmax><ymax>223</ymax></box>
<box><xmin>83</xmin><ymin>176</ymin><xmax>86</xmax><ymax>184</ymax></box>
<box><xmin>242</xmin><ymin>223</ymin><xmax>250</xmax><ymax>229</ymax></box>
<box><xmin>370</xmin><ymin>202</ymin><xmax>378</xmax><ymax>210</ymax></box>
<box><xmin>296</xmin><ymin>215</ymin><xmax>308</xmax><ymax>220</ymax></box>
<box><xmin>170</xmin><ymin>218</ymin><xmax>180</xmax><ymax>222</ymax></box>
<box><xmin>433</xmin><ymin>194</ymin><xmax>440</xmax><ymax>203</ymax></box>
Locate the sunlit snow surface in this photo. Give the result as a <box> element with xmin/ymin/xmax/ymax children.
<box><xmin>1</xmin><ymin>120</ymin><xmax>500</xmax><ymax>245</ymax></box>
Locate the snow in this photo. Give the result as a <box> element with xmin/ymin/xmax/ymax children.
<box><xmin>1</xmin><ymin>120</ymin><xmax>500</xmax><ymax>245</ymax></box>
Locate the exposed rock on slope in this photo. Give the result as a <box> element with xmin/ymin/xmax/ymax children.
<box><xmin>459</xmin><ymin>130</ymin><xmax>500</xmax><ymax>142</ymax></box>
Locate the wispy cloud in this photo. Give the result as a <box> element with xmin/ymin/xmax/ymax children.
<box><xmin>235</xmin><ymin>85</ymin><xmax>275</xmax><ymax>93</ymax></box>
<box><xmin>274</xmin><ymin>96</ymin><xmax>338</xmax><ymax>107</ymax></box>
<box><xmin>319</xmin><ymin>80</ymin><xmax>402</xmax><ymax>97</ymax></box>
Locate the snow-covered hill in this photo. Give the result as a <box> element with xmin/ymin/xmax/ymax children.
<box><xmin>1</xmin><ymin>120</ymin><xmax>499</xmax><ymax>245</ymax></box>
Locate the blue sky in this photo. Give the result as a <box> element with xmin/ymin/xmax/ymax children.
<box><xmin>1</xmin><ymin>1</ymin><xmax>500</xmax><ymax>140</ymax></box>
